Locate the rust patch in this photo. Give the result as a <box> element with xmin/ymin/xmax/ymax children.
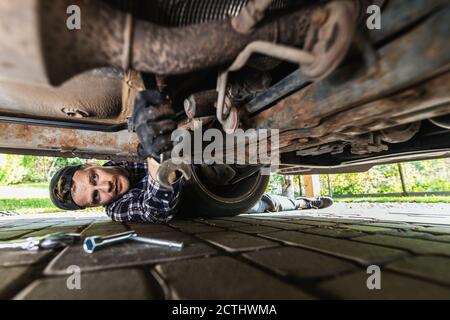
<box><xmin>0</xmin><ymin>122</ymin><xmax>138</xmax><ymax>161</ymax></box>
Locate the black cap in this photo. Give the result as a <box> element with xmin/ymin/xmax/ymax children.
<box><xmin>49</xmin><ymin>165</ymin><xmax>83</xmax><ymax>210</ymax></box>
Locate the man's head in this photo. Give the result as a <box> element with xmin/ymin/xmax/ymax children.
<box><xmin>50</xmin><ymin>163</ymin><xmax>130</xmax><ymax>210</ymax></box>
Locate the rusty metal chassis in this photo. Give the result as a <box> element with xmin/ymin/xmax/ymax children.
<box><xmin>248</xmin><ymin>0</ymin><xmax>450</xmax><ymax>170</ymax></box>
<box><xmin>0</xmin><ymin>0</ymin><xmax>449</xmax><ymax>168</ymax></box>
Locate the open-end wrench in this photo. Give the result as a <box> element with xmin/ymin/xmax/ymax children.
<box><xmin>156</xmin><ymin>160</ymin><xmax>192</xmax><ymax>191</ymax></box>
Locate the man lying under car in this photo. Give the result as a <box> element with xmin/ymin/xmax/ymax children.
<box><xmin>49</xmin><ymin>90</ymin><xmax>332</xmax><ymax>223</ymax></box>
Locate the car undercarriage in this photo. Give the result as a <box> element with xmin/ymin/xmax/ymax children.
<box><xmin>0</xmin><ymin>0</ymin><xmax>449</xmax><ymax>214</ymax></box>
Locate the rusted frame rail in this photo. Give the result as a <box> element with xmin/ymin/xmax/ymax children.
<box><xmin>0</xmin><ymin>123</ymin><xmax>139</xmax><ymax>161</ymax></box>
<box><xmin>250</xmin><ymin>2</ymin><xmax>450</xmax><ymax>155</ymax></box>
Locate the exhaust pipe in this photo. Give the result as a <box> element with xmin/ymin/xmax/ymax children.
<box><xmin>36</xmin><ymin>0</ymin><xmax>313</xmax><ymax>85</ymax></box>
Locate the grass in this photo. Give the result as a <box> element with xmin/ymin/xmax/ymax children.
<box><xmin>0</xmin><ymin>198</ymin><xmax>102</xmax><ymax>214</ymax></box>
<box><xmin>334</xmin><ymin>196</ymin><xmax>450</xmax><ymax>203</ymax></box>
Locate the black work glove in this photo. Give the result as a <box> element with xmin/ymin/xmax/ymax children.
<box><xmin>131</xmin><ymin>90</ymin><xmax>177</xmax><ymax>162</ymax></box>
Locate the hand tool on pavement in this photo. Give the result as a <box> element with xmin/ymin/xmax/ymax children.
<box><xmin>0</xmin><ymin>232</ymin><xmax>81</xmax><ymax>251</ymax></box>
<box><xmin>83</xmin><ymin>230</ymin><xmax>184</xmax><ymax>253</ymax></box>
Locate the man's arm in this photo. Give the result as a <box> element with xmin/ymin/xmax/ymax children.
<box><xmin>106</xmin><ymin>89</ymin><xmax>181</xmax><ymax>223</ymax></box>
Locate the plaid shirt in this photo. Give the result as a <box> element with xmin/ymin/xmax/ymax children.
<box><xmin>103</xmin><ymin>161</ymin><xmax>181</xmax><ymax>223</ymax></box>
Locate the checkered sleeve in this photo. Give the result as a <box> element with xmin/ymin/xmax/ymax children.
<box><xmin>105</xmin><ymin>175</ymin><xmax>182</xmax><ymax>223</ymax></box>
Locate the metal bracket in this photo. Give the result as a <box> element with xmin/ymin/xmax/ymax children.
<box><xmin>215</xmin><ymin>0</ymin><xmax>358</xmax><ymax>133</ymax></box>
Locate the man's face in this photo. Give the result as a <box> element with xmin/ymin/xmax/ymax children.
<box><xmin>71</xmin><ymin>165</ymin><xmax>130</xmax><ymax>208</ymax></box>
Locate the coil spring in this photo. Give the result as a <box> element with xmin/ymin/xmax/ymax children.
<box><xmin>155</xmin><ymin>0</ymin><xmax>296</xmax><ymax>26</ymax></box>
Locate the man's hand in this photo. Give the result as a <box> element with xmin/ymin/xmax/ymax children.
<box><xmin>147</xmin><ymin>158</ymin><xmax>178</xmax><ymax>185</ymax></box>
<box><xmin>131</xmin><ymin>90</ymin><xmax>177</xmax><ymax>162</ymax></box>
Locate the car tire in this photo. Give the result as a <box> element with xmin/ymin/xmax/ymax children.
<box><xmin>178</xmin><ymin>165</ymin><xmax>270</xmax><ymax>218</ymax></box>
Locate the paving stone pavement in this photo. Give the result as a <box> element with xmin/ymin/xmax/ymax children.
<box><xmin>0</xmin><ymin>214</ymin><xmax>450</xmax><ymax>299</ymax></box>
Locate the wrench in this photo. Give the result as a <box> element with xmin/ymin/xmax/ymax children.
<box><xmin>156</xmin><ymin>160</ymin><xmax>191</xmax><ymax>191</ymax></box>
<box><xmin>83</xmin><ymin>231</ymin><xmax>184</xmax><ymax>253</ymax></box>
<box><xmin>0</xmin><ymin>232</ymin><xmax>81</xmax><ymax>251</ymax></box>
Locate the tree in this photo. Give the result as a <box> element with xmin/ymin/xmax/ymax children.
<box><xmin>0</xmin><ymin>154</ymin><xmax>86</xmax><ymax>185</ymax></box>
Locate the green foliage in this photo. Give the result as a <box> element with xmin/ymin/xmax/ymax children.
<box><xmin>0</xmin><ymin>160</ymin><xmax>5</xmax><ymax>182</ymax></box>
<box><xmin>265</xmin><ymin>173</ymin><xmax>285</xmax><ymax>194</ymax></box>
<box><xmin>21</xmin><ymin>156</ymin><xmax>54</xmax><ymax>182</ymax></box>
<box><xmin>335</xmin><ymin>196</ymin><xmax>450</xmax><ymax>203</ymax></box>
<box><xmin>48</xmin><ymin>157</ymin><xmax>85</xmax><ymax>180</ymax></box>
<box><xmin>0</xmin><ymin>155</ymin><xmax>28</xmax><ymax>184</ymax></box>
<box><xmin>0</xmin><ymin>154</ymin><xmax>95</xmax><ymax>185</ymax></box>
<box><xmin>324</xmin><ymin>164</ymin><xmax>404</xmax><ymax>195</ymax></box>
<box><xmin>267</xmin><ymin>159</ymin><xmax>450</xmax><ymax>197</ymax></box>
<box><xmin>403</xmin><ymin>159</ymin><xmax>450</xmax><ymax>192</ymax></box>
<box><xmin>323</xmin><ymin>159</ymin><xmax>450</xmax><ymax>195</ymax></box>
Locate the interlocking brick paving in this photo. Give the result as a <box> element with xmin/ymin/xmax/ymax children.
<box><xmin>375</xmin><ymin>229</ymin><xmax>445</xmax><ymax>241</ymax></box>
<box><xmin>48</xmin><ymin>219</ymin><xmax>95</xmax><ymax>227</ymax></box>
<box><xmin>342</xmin><ymin>225</ymin><xmax>395</xmax><ymax>233</ymax></box>
<box><xmin>1</xmin><ymin>212</ymin><xmax>450</xmax><ymax>299</ymax></box>
<box><xmin>15</xmin><ymin>269</ymin><xmax>162</xmax><ymax>300</ymax></box>
<box><xmin>1</xmin><ymin>222</ymin><xmax>60</xmax><ymax>232</ymax></box>
<box><xmin>20</xmin><ymin>225</ymin><xmax>86</xmax><ymax>238</ymax></box>
<box><xmin>260</xmin><ymin>231</ymin><xmax>408</xmax><ymax>265</ymax></box>
<box><xmin>0</xmin><ymin>230</ymin><xmax>35</xmax><ymax>241</ymax></box>
<box><xmin>411</xmin><ymin>226</ymin><xmax>450</xmax><ymax>235</ymax></box>
<box><xmin>0</xmin><ymin>266</ymin><xmax>34</xmax><ymax>299</ymax></box>
<box><xmin>14</xmin><ymin>269</ymin><xmax>163</xmax><ymax>300</ymax></box>
<box><xmin>80</xmin><ymin>221</ymin><xmax>129</xmax><ymax>237</ymax></box>
<box><xmin>129</xmin><ymin>223</ymin><xmax>179</xmax><ymax>234</ymax></box>
<box><xmin>316</xmin><ymin>270</ymin><xmax>450</xmax><ymax>299</ymax></box>
<box><xmin>348</xmin><ymin>222</ymin><xmax>412</xmax><ymax>229</ymax></box>
<box><xmin>353</xmin><ymin>235</ymin><xmax>450</xmax><ymax>256</ymax></box>
<box><xmin>169</xmin><ymin>221</ymin><xmax>224</xmax><ymax>234</ymax></box>
<box><xmin>301</xmin><ymin>227</ymin><xmax>364</xmax><ymax>239</ymax></box>
<box><xmin>197</xmin><ymin>231</ymin><xmax>279</xmax><ymax>253</ymax></box>
<box><xmin>436</xmin><ymin>235</ymin><xmax>450</xmax><ymax>242</ymax></box>
<box><xmin>229</xmin><ymin>224</ymin><xmax>281</xmax><ymax>234</ymax></box>
<box><xmin>154</xmin><ymin>256</ymin><xmax>313</xmax><ymax>299</ymax></box>
<box><xmin>243</xmin><ymin>247</ymin><xmax>358</xmax><ymax>280</ymax></box>
<box><xmin>289</xmin><ymin>219</ymin><xmax>337</xmax><ymax>227</ymax></box>
<box><xmin>386</xmin><ymin>256</ymin><xmax>450</xmax><ymax>286</ymax></box>
<box><xmin>221</xmin><ymin>217</ymin><xmax>312</xmax><ymax>230</ymax></box>
<box><xmin>199</xmin><ymin>219</ymin><xmax>251</xmax><ymax>228</ymax></box>
<box><xmin>0</xmin><ymin>250</ymin><xmax>54</xmax><ymax>267</ymax></box>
